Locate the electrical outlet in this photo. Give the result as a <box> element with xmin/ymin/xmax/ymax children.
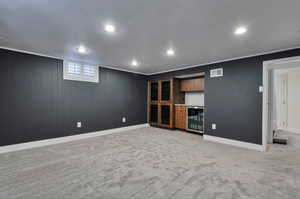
<box><xmin>212</xmin><ymin>123</ymin><xmax>216</xmax><ymax>130</ymax></box>
<box><xmin>259</xmin><ymin>86</ymin><xmax>264</xmax><ymax>93</ymax></box>
<box><xmin>122</xmin><ymin>117</ymin><xmax>126</xmax><ymax>123</ymax></box>
<box><xmin>77</xmin><ymin>122</ymin><xmax>82</xmax><ymax>128</ymax></box>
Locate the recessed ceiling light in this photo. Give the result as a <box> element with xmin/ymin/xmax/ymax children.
<box><xmin>104</xmin><ymin>24</ymin><xmax>115</xmax><ymax>33</ymax></box>
<box><xmin>166</xmin><ymin>48</ymin><xmax>175</xmax><ymax>56</ymax></box>
<box><xmin>131</xmin><ymin>59</ymin><xmax>138</xmax><ymax>67</ymax></box>
<box><xmin>77</xmin><ymin>45</ymin><xmax>87</xmax><ymax>54</ymax></box>
<box><xmin>234</xmin><ymin>26</ymin><xmax>247</xmax><ymax>35</ymax></box>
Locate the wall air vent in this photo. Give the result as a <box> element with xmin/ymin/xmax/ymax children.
<box><xmin>210</xmin><ymin>68</ymin><xmax>223</xmax><ymax>78</ymax></box>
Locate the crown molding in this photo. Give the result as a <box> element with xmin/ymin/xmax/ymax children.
<box><xmin>1</xmin><ymin>45</ymin><xmax>300</xmax><ymax>76</ymax></box>
<box><xmin>148</xmin><ymin>46</ymin><xmax>300</xmax><ymax>75</ymax></box>
<box><xmin>0</xmin><ymin>46</ymin><xmax>147</xmax><ymax>75</ymax></box>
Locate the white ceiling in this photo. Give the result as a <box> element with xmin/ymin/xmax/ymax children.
<box><xmin>1</xmin><ymin>0</ymin><xmax>300</xmax><ymax>74</ymax></box>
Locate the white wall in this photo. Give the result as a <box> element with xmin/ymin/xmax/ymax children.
<box><xmin>185</xmin><ymin>92</ymin><xmax>204</xmax><ymax>106</ymax></box>
<box><xmin>287</xmin><ymin>70</ymin><xmax>300</xmax><ymax>133</ymax></box>
<box><xmin>274</xmin><ymin>71</ymin><xmax>287</xmax><ymax>129</ymax></box>
<box><xmin>274</xmin><ymin>66</ymin><xmax>300</xmax><ymax>134</ymax></box>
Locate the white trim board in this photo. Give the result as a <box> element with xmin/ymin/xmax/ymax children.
<box><xmin>285</xmin><ymin>128</ymin><xmax>300</xmax><ymax>134</ymax></box>
<box><xmin>203</xmin><ymin>135</ymin><xmax>265</xmax><ymax>151</ymax></box>
<box><xmin>0</xmin><ymin>124</ymin><xmax>149</xmax><ymax>154</ymax></box>
<box><xmin>280</xmin><ymin>128</ymin><xmax>300</xmax><ymax>134</ymax></box>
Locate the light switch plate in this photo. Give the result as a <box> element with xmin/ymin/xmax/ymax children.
<box><xmin>212</xmin><ymin>124</ymin><xmax>216</xmax><ymax>130</ymax></box>
<box><xmin>77</xmin><ymin>122</ymin><xmax>82</xmax><ymax>128</ymax></box>
<box><xmin>122</xmin><ymin>117</ymin><xmax>126</xmax><ymax>123</ymax></box>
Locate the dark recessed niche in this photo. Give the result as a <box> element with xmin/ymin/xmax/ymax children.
<box><xmin>161</xmin><ymin>81</ymin><xmax>170</xmax><ymax>101</ymax></box>
<box><xmin>161</xmin><ymin>105</ymin><xmax>170</xmax><ymax>125</ymax></box>
<box><xmin>150</xmin><ymin>104</ymin><xmax>158</xmax><ymax>123</ymax></box>
<box><xmin>151</xmin><ymin>82</ymin><xmax>158</xmax><ymax>101</ymax></box>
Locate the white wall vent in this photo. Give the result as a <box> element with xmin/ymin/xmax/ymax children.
<box><xmin>210</xmin><ymin>68</ymin><xmax>223</xmax><ymax>78</ymax></box>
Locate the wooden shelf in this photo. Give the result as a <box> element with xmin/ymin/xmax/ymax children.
<box><xmin>180</xmin><ymin>77</ymin><xmax>204</xmax><ymax>92</ymax></box>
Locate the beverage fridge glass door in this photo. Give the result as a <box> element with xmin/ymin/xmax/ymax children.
<box><xmin>187</xmin><ymin>108</ymin><xmax>204</xmax><ymax>132</ymax></box>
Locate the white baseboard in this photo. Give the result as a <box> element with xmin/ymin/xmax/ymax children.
<box><xmin>203</xmin><ymin>135</ymin><xmax>265</xmax><ymax>151</ymax></box>
<box><xmin>0</xmin><ymin>123</ymin><xmax>150</xmax><ymax>154</ymax></box>
<box><xmin>283</xmin><ymin>128</ymin><xmax>300</xmax><ymax>134</ymax></box>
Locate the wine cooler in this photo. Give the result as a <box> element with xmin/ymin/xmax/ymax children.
<box><xmin>186</xmin><ymin>106</ymin><xmax>204</xmax><ymax>133</ymax></box>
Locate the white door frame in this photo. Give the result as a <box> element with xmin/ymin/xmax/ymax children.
<box><xmin>262</xmin><ymin>56</ymin><xmax>300</xmax><ymax>151</ymax></box>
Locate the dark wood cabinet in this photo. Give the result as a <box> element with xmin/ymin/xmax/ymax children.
<box><xmin>148</xmin><ymin>78</ymin><xmax>183</xmax><ymax>129</ymax></box>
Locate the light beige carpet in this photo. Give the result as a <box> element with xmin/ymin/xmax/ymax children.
<box><xmin>0</xmin><ymin>127</ymin><xmax>299</xmax><ymax>199</ymax></box>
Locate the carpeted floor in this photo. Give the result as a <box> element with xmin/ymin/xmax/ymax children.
<box><xmin>0</xmin><ymin>127</ymin><xmax>300</xmax><ymax>199</ymax></box>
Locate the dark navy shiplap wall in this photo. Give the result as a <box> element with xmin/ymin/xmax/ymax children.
<box><xmin>0</xmin><ymin>49</ymin><xmax>147</xmax><ymax>146</ymax></box>
<box><xmin>149</xmin><ymin>48</ymin><xmax>300</xmax><ymax>145</ymax></box>
<box><xmin>1</xmin><ymin>47</ymin><xmax>300</xmax><ymax>147</ymax></box>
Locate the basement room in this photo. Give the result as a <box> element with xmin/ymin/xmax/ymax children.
<box><xmin>1</xmin><ymin>1</ymin><xmax>300</xmax><ymax>198</ymax></box>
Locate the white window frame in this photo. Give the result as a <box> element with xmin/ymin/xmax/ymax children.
<box><xmin>63</xmin><ymin>60</ymin><xmax>99</xmax><ymax>83</ymax></box>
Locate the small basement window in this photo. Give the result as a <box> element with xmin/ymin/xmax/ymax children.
<box><xmin>63</xmin><ymin>60</ymin><xmax>99</xmax><ymax>83</ymax></box>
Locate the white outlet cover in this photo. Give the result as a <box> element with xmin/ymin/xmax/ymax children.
<box><xmin>77</xmin><ymin>122</ymin><xmax>82</xmax><ymax>128</ymax></box>
<box><xmin>122</xmin><ymin>117</ymin><xmax>126</xmax><ymax>123</ymax></box>
<box><xmin>259</xmin><ymin>86</ymin><xmax>264</xmax><ymax>93</ymax></box>
<box><xmin>212</xmin><ymin>124</ymin><xmax>216</xmax><ymax>130</ymax></box>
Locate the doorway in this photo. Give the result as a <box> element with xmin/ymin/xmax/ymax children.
<box><xmin>263</xmin><ymin>56</ymin><xmax>300</xmax><ymax>150</ymax></box>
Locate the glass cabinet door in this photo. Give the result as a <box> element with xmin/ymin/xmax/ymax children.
<box><xmin>161</xmin><ymin>80</ymin><xmax>171</xmax><ymax>101</ymax></box>
<box><xmin>148</xmin><ymin>79</ymin><xmax>175</xmax><ymax>129</ymax></box>
<box><xmin>161</xmin><ymin>105</ymin><xmax>170</xmax><ymax>125</ymax></box>
<box><xmin>150</xmin><ymin>104</ymin><xmax>158</xmax><ymax>123</ymax></box>
<box><xmin>150</xmin><ymin>82</ymin><xmax>159</xmax><ymax>101</ymax></box>
<box><xmin>187</xmin><ymin>108</ymin><xmax>204</xmax><ymax>132</ymax></box>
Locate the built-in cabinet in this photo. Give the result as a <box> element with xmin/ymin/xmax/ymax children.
<box><xmin>148</xmin><ymin>78</ymin><xmax>184</xmax><ymax>129</ymax></box>
<box><xmin>175</xmin><ymin>105</ymin><xmax>186</xmax><ymax>130</ymax></box>
<box><xmin>148</xmin><ymin>76</ymin><xmax>205</xmax><ymax>131</ymax></box>
<box><xmin>180</xmin><ymin>78</ymin><xmax>204</xmax><ymax>92</ymax></box>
